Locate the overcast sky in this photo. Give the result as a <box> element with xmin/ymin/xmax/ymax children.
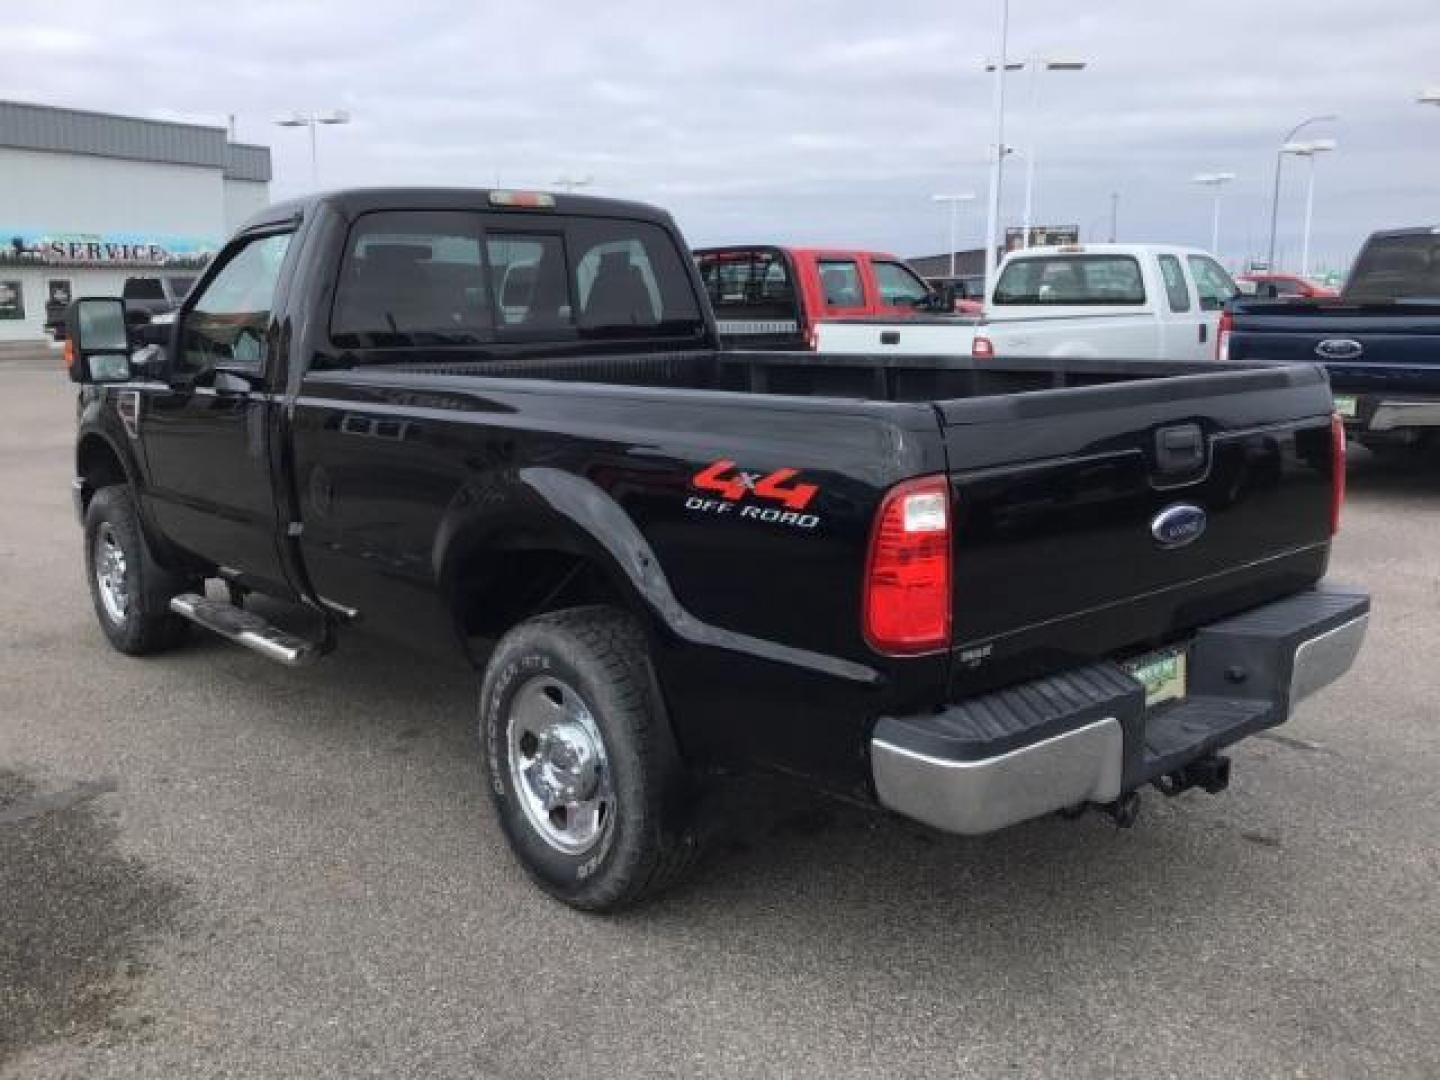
<box><xmin>6</xmin><ymin>0</ymin><xmax>1439</xmax><ymax>272</ymax></box>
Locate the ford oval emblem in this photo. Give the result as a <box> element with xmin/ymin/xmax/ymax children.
<box><xmin>1315</xmin><ymin>338</ymin><xmax>1363</xmax><ymax>360</ymax></box>
<box><xmin>1151</xmin><ymin>504</ymin><xmax>1207</xmax><ymax>548</ymax></box>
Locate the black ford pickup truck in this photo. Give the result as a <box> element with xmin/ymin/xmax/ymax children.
<box><xmin>1226</xmin><ymin>227</ymin><xmax>1440</xmax><ymax>460</ymax></box>
<box><xmin>65</xmin><ymin>187</ymin><xmax>1368</xmax><ymax>911</ymax></box>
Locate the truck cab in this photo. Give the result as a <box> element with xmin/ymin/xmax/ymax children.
<box><xmin>694</xmin><ymin>245</ymin><xmax>975</xmax><ymax>353</ymax></box>
<box><xmin>974</xmin><ymin>244</ymin><xmax>1238</xmax><ymax>362</ymax></box>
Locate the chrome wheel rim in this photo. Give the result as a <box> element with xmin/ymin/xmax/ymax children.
<box><xmin>94</xmin><ymin>523</ymin><xmax>130</xmax><ymax>624</ymax></box>
<box><xmin>506</xmin><ymin>675</ymin><xmax>614</xmax><ymax>855</ymax></box>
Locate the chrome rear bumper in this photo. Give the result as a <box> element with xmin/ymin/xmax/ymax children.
<box><xmin>870</xmin><ymin>588</ymin><xmax>1369</xmax><ymax>836</ymax></box>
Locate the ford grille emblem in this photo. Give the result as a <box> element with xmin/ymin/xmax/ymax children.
<box><xmin>1315</xmin><ymin>338</ymin><xmax>1363</xmax><ymax>360</ymax></box>
<box><xmin>1151</xmin><ymin>504</ymin><xmax>1207</xmax><ymax>548</ymax></box>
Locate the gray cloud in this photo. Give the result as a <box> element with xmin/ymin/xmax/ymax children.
<box><xmin>5</xmin><ymin>0</ymin><xmax>1438</xmax><ymax>271</ymax></box>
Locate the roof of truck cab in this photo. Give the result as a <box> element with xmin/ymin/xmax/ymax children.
<box><xmin>241</xmin><ymin>186</ymin><xmax>675</xmax><ymax>233</ymax></box>
<box><xmin>1004</xmin><ymin>243</ymin><xmax>1216</xmax><ymax>258</ymax></box>
<box><xmin>1364</xmin><ymin>226</ymin><xmax>1440</xmax><ymax>239</ymax></box>
<box><xmin>693</xmin><ymin>245</ymin><xmax>903</xmax><ymax>262</ymax></box>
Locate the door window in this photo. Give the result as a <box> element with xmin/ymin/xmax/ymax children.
<box><xmin>1157</xmin><ymin>255</ymin><xmax>1192</xmax><ymax>312</ymax></box>
<box><xmin>1186</xmin><ymin>255</ymin><xmax>1237</xmax><ymax>311</ymax></box>
<box><xmin>873</xmin><ymin>260</ymin><xmax>931</xmax><ymax>308</ymax></box>
<box><xmin>181</xmin><ymin>232</ymin><xmax>292</xmax><ymax>372</ymax></box>
<box><xmin>817</xmin><ymin>259</ymin><xmax>863</xmax><ymax>308</ymax></box>
<box><xmin>331</xmin><ymin>211</ymin><xmax>490</xmax><ymax>348</ymax></box>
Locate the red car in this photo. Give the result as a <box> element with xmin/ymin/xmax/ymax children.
<box><xmin>1238</xmin><ymin>273</ymin><xmax>1338</xmax><ymax>300</ymax></box>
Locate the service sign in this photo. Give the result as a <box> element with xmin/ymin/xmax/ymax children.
<box><xmin>1</xmin><ymin>230</ymin><xmax>219</xmax><ymax>270</ymax></box>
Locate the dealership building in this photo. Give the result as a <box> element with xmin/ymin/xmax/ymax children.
<box><xmin>0</xmin><ymin>100</ymin><xmax>272</xmax><ymax>342</ymax></box>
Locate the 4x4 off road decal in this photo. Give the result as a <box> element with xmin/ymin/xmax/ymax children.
<box><xmin>686</xmin><ymin>459</ymin><xmax>821</xmax><ymax>529</ymax></box>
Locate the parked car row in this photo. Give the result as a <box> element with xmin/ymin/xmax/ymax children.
<box><xmin>62</xmin><ymin>187</ymin><xmax>1366</xmax><ymax>912</ymax></box>
<box><xmin>704</xmin><ymin>241</ymin><xmax>1240</xmax><ymax>364</ymax></box>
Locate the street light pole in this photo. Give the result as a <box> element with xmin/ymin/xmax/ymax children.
<box><xmin>1109</xmin><ymin>191</ymin><xmax>1119</xmax><ymax>242</ymax></box>
<box><xmin>1020</xmin><ymin>58</ymin><xmax>1088</xmax><ymax>248</ymax></box>
<box><xmin>982</xmin><ymin>0</ymin><xmax>1011</xmax><ymax>290</ymax></box>
<box><xmin>1283</xmin><ymin>139</ymin><xmax>1335</xmax><ymax>279</ymax></box>
<box><xmin>1266</xmin><ymin>114</ymin><xmax>1336</xmax><ymax>270</ymax></box>
<box><xmin>932</xmin><ymin>194</ymin><xmax>977</xmax><ymax>276</ymax></box>
<box><xmin>274</xmin><ymin>110</ymin><xmax>351</xmax><ymax>189</ymax></box>
<box><xmin>1192</xmin><ymin>172</ymin><xmax>1236</xmax><ymax>254</ymax></box>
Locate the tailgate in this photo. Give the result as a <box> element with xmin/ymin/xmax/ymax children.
<box><xmin>816</xmin><ymin>316</ymin><xmax>978</xmax><ymax>356</ymax></box>
<box><xmin>1231</xmin><ymin>302</ymin><xmax>1440</xmax><ymax>394</ymax></box>
<box><xmin>937</xmin><ymin>365</ymin><xmax>1338</xmax><ymax>695</ymax></box>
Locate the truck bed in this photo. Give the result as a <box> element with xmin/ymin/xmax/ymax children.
<box><xmin>384</xmin><ymin>348</ymin><xmax>1303</xmax><ymax>404</ymax></box>
<box><xmin>308</xmin><ymin>349</ymin><xmax>1337</xmax><ymax>712</ymax></box>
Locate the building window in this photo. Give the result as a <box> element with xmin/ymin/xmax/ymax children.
<box><xmin>0</xmin><ymin>281</ymin><xmax>24</xmax><ymax>321</ymax></box>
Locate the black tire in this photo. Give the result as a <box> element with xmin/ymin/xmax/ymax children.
<box><xmin>479</xmin><ymin>606</ymin><xmax>699</xmax><ymax>912</ymax></box>
<box><xmin>83</xmin><ymin>485</ymin><xmax>194</xmax><ymax>655</ymax></box>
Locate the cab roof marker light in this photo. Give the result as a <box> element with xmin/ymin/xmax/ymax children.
<box><xmin>489</xmin><ymin>191</ymin><xmax>556</xmax><ymax>209</ymax></box>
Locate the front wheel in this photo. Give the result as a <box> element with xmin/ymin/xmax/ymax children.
<box><xmin>479</xmin><ymin>606</ymin><xmax>698</xmax><ymax>912</ymax></box>
<box><xmin>83</xmin><ymin>486</ymin><xmax>193</xmax><ymax>655</ymax></box>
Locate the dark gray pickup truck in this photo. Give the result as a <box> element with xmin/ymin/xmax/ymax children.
<box><xmin>64</xmin><ymin>187</ymin><xmax>1368</xmax><ymax>911</ymax></box>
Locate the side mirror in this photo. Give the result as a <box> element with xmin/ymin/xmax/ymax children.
<box><xmin>65</xmin><ymin>298</ymin><xmax>133</xmax><ymax>384</ymax></box>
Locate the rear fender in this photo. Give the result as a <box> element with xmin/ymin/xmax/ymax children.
<box><xmin>433</xmin><ymin>466</ymin><xmax>877</xmax><ymax>684</ymax></box>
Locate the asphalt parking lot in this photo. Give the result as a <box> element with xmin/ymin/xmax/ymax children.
<box><xmin>0</xmin><ymin>345</ymin><xmax>1436</xmax><ymax>1079</ymax></box>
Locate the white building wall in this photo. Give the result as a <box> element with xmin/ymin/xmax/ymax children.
<box><xmin>0</xmin><ymin>146</ymin><xmax>226</xmax><ymax>237</ymax></box>
<box><xmin>223</xmin><ymin>178</ymin><xmax>271</xmax><ymax>235</ymax></box>
<box><xmin>0</xmin><ymin>146</ymin><xmax>267</xmax><ymax>342</ymax></box>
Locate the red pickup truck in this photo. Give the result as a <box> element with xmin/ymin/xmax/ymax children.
<box><xmin>694</xmin><ymin>245</ymin><xmax>968</xmax><ymax>351</ymax></box>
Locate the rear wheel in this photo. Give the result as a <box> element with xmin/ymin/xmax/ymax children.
<box><xmin>479</xmin><ymin>606</ymin><xmax>698</xmax><ymax>911</ymax></box>
<box><xmin>83</xmin><ymin>486</ymin><xmax>193</xmax><ymax>655</ymax></box>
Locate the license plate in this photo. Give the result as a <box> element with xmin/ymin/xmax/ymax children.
<box><xmin>1334</xmin><ymin>394</ymin><xmax>1358</xmax><ymax>418</ymax></box>
<box><xmin>1123</xmin><ymin>645</ymin><xmax>1188</xmax><ymax>707</ymax></box>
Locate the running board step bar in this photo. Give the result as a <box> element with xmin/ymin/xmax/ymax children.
<box><xmin>169</xmin><ymin>593</ymin><xmax>323</xmax><ymax>667</ymax></box>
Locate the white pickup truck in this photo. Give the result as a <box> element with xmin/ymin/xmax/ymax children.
<box><xmin>972</xmin><ymin>243</ymin><xmax>1238</xmax><ymax>362</ymax></box>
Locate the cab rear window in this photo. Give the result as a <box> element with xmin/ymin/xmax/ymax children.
<box><xmin>696</xmin><ymin>249</ymin><xmax>797</xmax><ymax>321</ymax></box>
<box><xmin>330</xmin><ymin>211</ymin><xmax>705</xmax><ymax>351</ymax></box>
<box><xmin>993</xmin><ymin>255</ymin><xmax>1145</xmax><ymax>306</ymax></box>
<box><xmin>1345</xmin><ymin>234</ymin><xmax>1440</xmax><ymax>301</ymax></box>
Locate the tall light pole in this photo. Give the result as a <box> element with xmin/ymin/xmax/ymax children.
<box><xmin>1109</xmin><ymin>191</ymin><xmax>1119</xmax><ymax>242</ymax></box>
<box><xmin>1192</xmin><ymin>172</ymin><xmax>1236</xmax><ymax>254</ymax></box>
<box><xmin>982</xmin><ymin>0</ymin><xmax>1015</xmax><ymax>290</ymax></box>
<box><xmin>275</xmin><ymin>110</ymin><xmax>351</xmax><ymax>188</ymax></box>
<box><xmin>932</xmin><ymin>193</ymin><xmax>977</xmax><ymax>276</ymax></box>
<box><xmin>1283</xmin><ymin>139</ymin><xmax>1336</xmax><ymax>279</ymax></box>
<box><xmin>1266</xmin><ymin>114</ymin><xmax>1336</xmax><ymax>270</ymax></box>
<box><xmin>552</xmin><ymin>175</ymin><xmax>594</xmax><ymax>194</ymax></box>
<box><xmin>1019</xmin><ymin>57</ymin><xmax>1088</xmax><ymax>248</ymax></box>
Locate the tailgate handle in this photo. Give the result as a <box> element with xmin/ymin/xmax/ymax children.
<box><xmin>1155</xmin><ymin>424</ymin><xmax>1206</xmax><ymax>475</ymax></box>
<box><xmin>880</xmin><ymin>330</ymin><xmax>901</xmax><ymax>345</ymax></box>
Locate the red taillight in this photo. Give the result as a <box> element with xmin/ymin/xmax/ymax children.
<box><xmin>62</xmin><ymin>338</ymin><xmax>75</xmax><ymax>371</ymax></box>
<box><xmin>972</xmin><ymin>335</ymin><xmax>994</xmax><ymax>359</ymax></box>
<box><xmin>863</xmin><ymin>475</ymin><xmax>952</xmax><ymax>655</ymax></box>
<box><xmin>1330</xmin><ymin>411</ymin><xmax>1346</xmax><ymax>534</ymax></box>
<box><xmin>1215</xmin><ymin>309</ymin><xmax>1233</xmax><ymax>361</ymax></box>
